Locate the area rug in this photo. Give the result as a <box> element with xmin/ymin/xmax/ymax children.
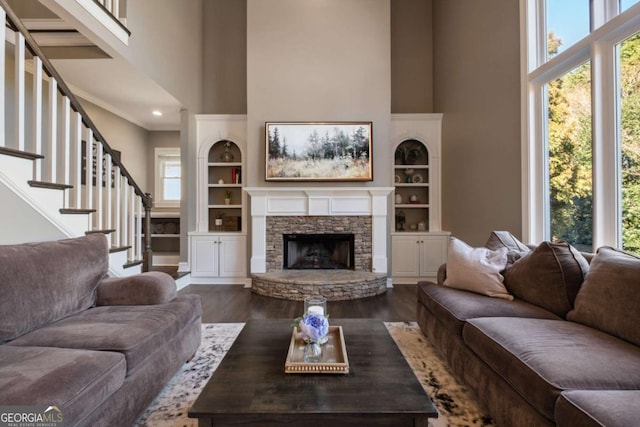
<box><xmin>134</xmin><ymin>322</ymin><xmax>495</xmax><ymax>427</ymax></box>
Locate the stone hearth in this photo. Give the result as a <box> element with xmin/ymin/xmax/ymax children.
<box><xmin>251</xmin><ymin>270</ymin><xmax>387</xmax><ymax>301</ymax></box>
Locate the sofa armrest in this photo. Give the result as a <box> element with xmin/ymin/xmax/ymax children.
<box><xmin>96</xmin><ymin>272</ymin><xmax>177</xmax><ymax>306</ymax></box>
<box><xmin>437</xmin><ymin>263</ymin><xmax>447</xmax><ymax>286</ymax></box>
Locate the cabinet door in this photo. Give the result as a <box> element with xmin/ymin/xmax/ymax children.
<box><xmin>419</xmin><ymin>235</ymin><xmax>448</xmax><ymax>277</ymax></box>
<box><xmin>391</xmin><ymin>235</ymin><xmax>421</xmax><ymax>277</ymax></box>
<box><xmin>218</xmin><ymin>235</ymin><xmax>247</xmax><ymax>277</ymax></box>
<box><xmin>191</xmin><ymin>236</ymin><xmax>219</xmax><ymax>277</ymax></box>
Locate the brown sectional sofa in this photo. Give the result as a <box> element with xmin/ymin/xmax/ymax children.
<box><xmin>417</xmin><ymin>233</ymin><xmax>640</xmax><ymax>426</ymax></box>
<box><xmin>0</xmin><ymin>234</ymin><xmax>202</xmax><ymax>426</ymax></box>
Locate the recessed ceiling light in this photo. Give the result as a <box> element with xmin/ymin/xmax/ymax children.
<box><xmin>152</xmin><ymin>110</ymin><xmax>163</xmax><ymax>117</ymax></box>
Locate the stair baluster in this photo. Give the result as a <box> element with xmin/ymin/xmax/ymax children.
<box><xmin>114</xmin><ymin>165</ymin><xmax>122</xmax><ymax>247</ymax></box>
<box><xmin>47</xmin><ymin>77</ymin><xmax>57</xmax><ymax>183</ymax></box>
<box><xmin>95</xmin><ymin>140</ymin><xmax>103</xmax><ymax>230</ymax></box>
<box><xmin>62</xmin><ymin>96</ymin><xmax>71</xmax><ymax>208</ymax></box>
<box><xmin>72</xmin><ymin>111</ymin><xmax>83</xmax><ymax>209</ymax></box>
<box><xmin>32</xmin><ymin>56</ymin><xmax>43</xmax><ymax>180</ymax></box>
<box><xmin>14</xmin><ymin>31</ymin><xmax>24</xmax><ymax>151</ymax></box>
<box><xmin>104</xmin><ymin>153</ymin><xmax>113</xmax><ymax>247</ymax></box>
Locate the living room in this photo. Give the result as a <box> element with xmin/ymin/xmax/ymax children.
<box><xmin>1</xmin><ymin>1</ymin><xmax>639</xmax><ymax>426</ymax></box>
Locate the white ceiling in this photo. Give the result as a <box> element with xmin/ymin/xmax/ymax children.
<box><xmin>51</xmin><ymin>56</ymin><xmax>183</xmax><ymax>131</ymax></box>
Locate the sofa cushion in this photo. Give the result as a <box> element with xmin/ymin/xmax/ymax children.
<box><xmin>568</xmin><ymin>246</ymin><xmax>640</xmax><ymax>347</ymax></box>
<box><xmin>555</xmin><ymin>390</ymin><xmax>640</xmax><ymax>427</ymax></box>
<box><xmin>417</xmin><ymin>282</ymin><xmax>560</xmax><ymax>336</ymax></box>
<box><xmin>0</xmin><ymin>345</ymin><xmax>125</xmax><ymax>425</ymax></box>
<box><xmin>463</xmin><ymin>317</ymin><xmax>640</xmax><ymax>421</ymax></box>
<box><xmin>7</xmin><ymin>294</ymin><xmax>201</xmax><ymax>374</ymax></box>
<box><xmin>503</xmin><ymin>241</ymin><xmax>589</xmax><ymax>317</ymax></box>
<box><xmin>443</xmin><ymin>237</ymin><xmax>512</xmax><ymax>300</ymax></box>
<box><xmin>0</xmin><ymin>234</ymin><xmax>108</xmax><ymax>343</ymax></box>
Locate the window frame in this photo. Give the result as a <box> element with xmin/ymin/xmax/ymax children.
<box><xmin>154</xmin><ymin>147</ymin><xmax>181</xmax><ymax>208</ymax></box>
<box><xmin>521</xmin><ymin>0</ymin><xmax>640</xmax><ymax>248</ymax></box>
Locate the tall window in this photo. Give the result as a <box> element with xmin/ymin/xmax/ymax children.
<box><xmin>619</xmin><ymin>32</ymin><xmax>640</xmax><ymax>253</ymax></box>
<box><xmin>546</xmin><ymin>62</ymin><xmax>593</xmax><ymax>251</ymax></box>
<box><xmin>155</xmin><ymin>148</ymin><xmax>181</xmax><ymax>207</ymax></box>
<box><xmin>621</xmin><ymin>0</ymin><xmax>640</xmax><ymax>12</ymax></box>
<box><xmin>545</xmin><ymin>0</ymin><xmax>590</xmax><ymax>59</ymax></box>
<box><xmin>523</xmin><ymin>0</ymin><xmax>640</xmax><ymax>252</ymax></box>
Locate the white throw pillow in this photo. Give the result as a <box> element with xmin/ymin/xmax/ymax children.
<box><xmin>443</xmin><ymin>237</ymin><xmax>513</xmax><ymax>300</ymax></box>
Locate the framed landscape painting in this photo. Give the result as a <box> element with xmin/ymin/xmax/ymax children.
<box><xmin>265</xmin><ymin>122</ymin><xmax>373</xmax><ymax>181</ymax></box>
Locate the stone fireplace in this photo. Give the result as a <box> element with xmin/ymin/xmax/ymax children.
<box><xmin>245</xmin><ymin>187</ymin><xmax>393</xmax><ymax>300</ymax></box>
<box><xmin>266</xmin><ymin>216</ymin><xmax>371</xmax><ymax>272</ymax></box>
<box><xmin>245</xmin><ymin>188</ymin><xmax>392</xmax><ymax>273</ymax></box>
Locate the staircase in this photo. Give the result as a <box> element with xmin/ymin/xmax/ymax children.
<box><xmin>0</xmin><ymin>0</ymin><xmax>151</xmax><ymax>277</ymax></box>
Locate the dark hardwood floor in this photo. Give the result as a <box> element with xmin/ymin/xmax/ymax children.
<box><xmin>178</xmin><ymin>284</ymin><xmax>418</xmax><ymax>323</ymax></box>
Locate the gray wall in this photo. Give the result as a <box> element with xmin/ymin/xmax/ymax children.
<box><xmin>433</xmin><ymin>0</ymin><xmax>522</xmax><ymax>245</ymax></box>
<box><xmin>124</xmin><ymin>0</ymin><xmax>204</xmax><ymax>111</ymax></box>
<box><xmin>203</xmin><ymin>0</ymin><xmax>247</xmax><ymax>114</ymax></box>
<box><xmin>391</xmin><ymin>0</ymin><xmax>434</xmax><ymax>113</ymax></box>
<box><xmin>246</xmin><ymin>0</ymin><xmax>391</xmax><ymax>188</ymax></box>
<box><xmin>79</xmin><ymin>98</ymin><xmax>150</xmax><ymax>191</ymax></box>
<box><xmin>198</xmin><ymin>0</ymin><xmax>523</xmax><ymax>243</ymax></box>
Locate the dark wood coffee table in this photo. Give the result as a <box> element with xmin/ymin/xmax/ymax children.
<box><xmin>188</xmin><ymin>318</ymin><xmax>438</xmax><ymax>427</ymax></box>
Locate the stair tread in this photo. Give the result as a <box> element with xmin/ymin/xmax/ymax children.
<box><xmin>0</xmin><ymin>147</ymin><xmax>44</xmax><ymax>160</ymax></box>
<box><xmin>28</xmin><ymin>180</ymin><xmax>73</xmax><ymax>190</ymax></box>
<box><xmin>123</xmin><ymin>260</ymin><xmax>143</xmax><ymax>268</ymax></box>
<box><xmin>86</xmin><ymin>229</ymin><xmax>116</xmax><ymax>235</ymax></box>
<box><xmin>59</xmin><ymin>208</ymin><xmax>96</xmax><ymax>214</ymax></box>
<box><xmin>110</xmin><ymin>245</ymin><xmax>132</xmax><ymax>253</ymax></box>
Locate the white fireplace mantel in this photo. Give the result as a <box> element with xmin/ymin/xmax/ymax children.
<box><xmin>244</xmin><ymin>187</ymin><xmax>394</xmax><ymax>274</ymax></box>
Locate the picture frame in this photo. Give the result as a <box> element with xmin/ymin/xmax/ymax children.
<box><xmin>265</xmin><ymin>121</ymin><xmax>373</xmax><ymax>181</ymax></box>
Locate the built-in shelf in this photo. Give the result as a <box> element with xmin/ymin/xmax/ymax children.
<box><xmin>390</xmin><ymin>114</ymin><xmax>449</xmax><ymax>284</ymax></box>
<box><xmin>208</xmin><ymin>206</ymin><xmax>242</xmax><ymax>210</ymax></box>
<box><xmin>192</xmin><ymin>115</ymin><xmax>249</xmax><ymax>284</ymax></box>
<box><xmin>143</xmin><ymin>211</ymin><xmax>180</xmax><ymax>267</ymax></box>
<box><xmin>208</xmin><ymin>162</ymin><xmax>242</xmax><ymax>167</ymax></box>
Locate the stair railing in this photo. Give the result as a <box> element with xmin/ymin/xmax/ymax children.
<box><xmin>92</xmin><ymin>0</ymin><xmax>131</xmax><ymax>36</ymax></box>
<box><xmin>0</xmin><ymin>0</ymin><xmax>152</xmax><ymax>272</ymax></box>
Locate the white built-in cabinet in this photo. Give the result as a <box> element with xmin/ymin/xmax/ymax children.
<box><xmin>190</xmin><ymin>234</ymin><xmax>247</xmax><ymax>278</ymax></box>
<box><xmin>188</xmin><ymin>115</ymin><xmax>248</xmax><ymax>285</ymax></box>
<box><xmin>390</xmin><ymin>114</ymin><xmax>450</xmax><ymax>283</ymax></box>
<box><xmin>391</xmin><ymin>232</ymin><xmax>449</xmax><ymax>280</ymax></box>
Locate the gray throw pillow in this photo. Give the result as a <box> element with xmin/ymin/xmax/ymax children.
<box><xmin>485</xmin><ymin>230</ymin><xmax>530</xmax><ymax>264</ymax></box>
<box><xmin>503</xmin><ymin>241</ymin><xmax>589</xmax><ymax>317</ymax></box>
<box><xmin>567</xmin><ymin>247</ymin><xmax>640</xmax><ymax>347</ymax></box>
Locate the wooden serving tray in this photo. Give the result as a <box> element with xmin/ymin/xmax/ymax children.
<box><xmin>285</xmin><ymin>325</ymin><xmax>350</xmax><ymax>374</ymax></box>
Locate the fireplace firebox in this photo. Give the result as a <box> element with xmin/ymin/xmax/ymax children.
<box><xmin>283</xmin><ymin>234</ymin><xmax>355</xmax><ymax>270</ymax></box>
